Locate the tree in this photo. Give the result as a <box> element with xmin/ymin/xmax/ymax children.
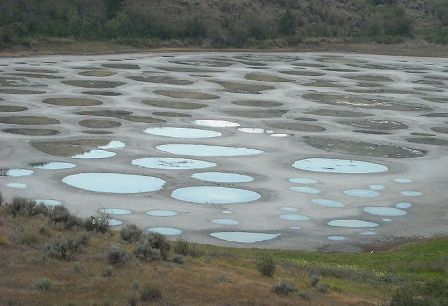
<box><xmin>278</xmin><ymin>10</ymin><xmax>296</xmax><ymax>35</ymax></box>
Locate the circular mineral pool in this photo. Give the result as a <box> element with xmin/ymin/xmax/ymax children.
<box><xmin>71</xmin><ymin>149</ymin><xmax>116</xmax><ymax>159</ymax></box>
<box><xmin>100</xmin><ymin>208</ymin><xmax>131</xmax><ymax>215</ymax></box>
<box><xmin>280</xmin><ymin>207</ymin><xmax>299</xmax><ymax>212</ymax></box>
<box><xmin>146</xmin><ymin>210</ymin><xmax>178</xmax><ymax>217</ymax></box>
<box><xmin>31</xmin><ymin>162</ymin><xmax>76</xmax><ymax>170</ymax></box>
<box><xmin>210</xmin><ymin>232</ymin><xmax>279</xmax><ymax>243</ymax></box>
<box><xmin>395</xmin><ymin>202</ymin><xmax>412</xmax><ymax>209</ymax></box>
<box><xmin>328</xmin><ymin>236</ymin><xmax>348</xmax><ymax>241</ymax></box>
<box><xmin>6</xmin><ymin>183</ymin><xmax>28</xmax><ymax>189</ymax></box>
<box><xmin>211</xmin><ymin>218</ymin><xmax>239</xmax><ymax>225</ymax></box>
<box><xmin>363</xmin><ymin>207</ymin><xmax>407</xmax><ymax>217</ymax></box>
<box><xmin>293</xmin><ymin>158</ymin><xmax>388</xmax><ymax>174</ymax></box>
<box><xmin>171</xmin><ymin>186</ymin><xmax>261</xmax><ymax>204</ymax></box>
<box><xmin>191</xmin><ymin>172</ymin><xmax>254</xmax><ymax>183</ymax></box>
<box><xmin>132</xmin><ymin>157</ymin><xmax>216</xmax><ymax>170</ymax></box>
<box><xmin>238</xmin><ymin>127</ymin><xmax>265</xmax><ymax>134</ymax></box>
<box><xmin>271</xmin><ymin>133</ymin><xmax>289</xmax><ymax>137</ymax></box>
<box><xmin>147</xmin><ymin>227</ymin><xmax>182</xmax><ymax>236</ymax></box>
<box><xmin>369</xmin><ymin>184</ymin><xmax>385</xmax><ymax>191</ymax></box>
<box><xmin>328</xmin><ymin>219</ymin><xmax>379</xmax><ymax>228</ymax></box>
<box><xmin>109</xmin><ymin>219</ymin><xmax>123</xmax><ymax>226</ymax></box>
<box><xmin>344</xmin><ymin>189</ymin><xmax>379</xmax><ymax>198</ymax></box>
<box><xmin>401</xmin><ymin>191</ymin><xmax>423</xmax><ymax>197</ymax></box>
<box><xmin>279</xmin><ymin>214</ymin><xmax>310</xmax><ymax>221</ymax></box>
<box><xmin>157</xmin><ymin>144</ymin><xmax>263</xmax><ymax>157</ymax></box>
<box><xmin>35</xmin><ymin>199</ymin><xmax>62</xmax><ymax>206</ymax></box>
<box><xmin>311</xmin><ymin>199</ymin><xmax>345</xmax><ymax>208</ymax></box>
<box><xmin>394</xmin><ymin>178</ymin><xmax>412</xmax><ymax>183</ymax></box>
<box><xmin>288</xmin><ymin>178</ymin><xmax>319</xmax><ymax>184</ymax></box>
<box><xmin>289</xmin><ymin>226</ymin><xmax>301</xmax><ymax>230</ymax></box>
<box><xmin>63</xmin><ymin>173</ymin><xmax>165</xmax><ymax>194</ymax></box>
<box><xmin>360</xmin><ymin>231</ymin><xmax>377</xmax><ymax>236</ymax></box>
<box><xmin>144</xmin><ymin>127</ymin><xmax>221</xmax><ymax>138</ymax></box>
<box><xmin>290</xmin><ymin>186</ymin><xmax>320</xmax><ymax>194</ymax></box>
<box><xmin>1</xmin><ymin>168</ymin><xmax>34</xmax><ymax>177</ymax></box>
<box><xmin>193</xmin><ymin>120</ymin><xmax>240</xmax><ymax>127</ymax></box>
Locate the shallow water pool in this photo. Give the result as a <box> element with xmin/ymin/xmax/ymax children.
<box><xmin>293</xmin><ymin>158</ymin><xmax>388</xmax><ymax>174</ymax></box>
<box><xmin>132</xmin><ymin>157</ymin><xmax>216</xmax><ymax>170</ymax></box>
<box><xmin>157</xmin><ymin>144</ymin><xmax>263</xmax><ymax>157</ymax></box>
<box><xmin>171</xmin><ymin>186</ymin><xmax>261</xmax><ymax>204</ymax></box>
<box><xmin>63</xmin><ymin>173</ymin><xmax>165</xmax><ymax>193</ymax></box>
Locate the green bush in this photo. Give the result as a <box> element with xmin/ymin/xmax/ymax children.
<box><xmin>33</xmin><ymin>277</ymin><xmax>52</xmax><ymax>290</ymax></box>
<box><xmin>6</xmin><ymin>198</ymin><xmax>47</xmax><ymax>217</ymax></box>
<box><xmin>120</xmin><ymin>224</ymin><xmax>142</xmax><ymax>243</ymax></box>
<box><xmin>140</xmin><ymin>286</ymin><xmax>162</xmax><ymax>302</ymax></box>
<box><xmin>144</xmin><ymin>233</ymin><xmax>170</xmax><ymax>260</ymax></box>
<box><xmin>83</xmin><ymin>212</ymin><xmax>110</xmax><ymax>233</ymax></box>
<box><xmin>256</xmin><ymin>254</ymin><xmax>276</xmax><ymax>277</ymax></box>
<box><xmin>45</xmin><ymin>234</ymin><xmax>88</xmax><ymax>260</ymax></box>
<box><xmin>272</xmin><ymin>281</ymin><xmax>295</xmax><ymax>295</ymax></box>
<box><xmin>133</xmin><ymin>242</ymin><xmax>161</xmax><ymax>262</ymax></box>
<box><xmin>106</xmin><ymin>246</ymin><xmax>129</xmax><ymax>265</ymax></box>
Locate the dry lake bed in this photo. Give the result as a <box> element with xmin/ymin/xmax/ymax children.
<box><xmin>0</xmin><ymin>52</ymin><xmax>447</xmax><ymax>251</ymax></box>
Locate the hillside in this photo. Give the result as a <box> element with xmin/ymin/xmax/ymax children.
<box><xmin>0</xmin><ymin>0</ymin><xmax>447</xmax><ymax>50</ymax></box>
<box><xmin>0</xmin><ymin>197</ymin><xmax>447</xmax><ymax>305</ymax></box>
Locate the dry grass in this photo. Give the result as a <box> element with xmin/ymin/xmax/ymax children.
<box><xmin>0</xmin><ymin>208</ymin><xmax>382</xmax><ymax>306</ymax></box>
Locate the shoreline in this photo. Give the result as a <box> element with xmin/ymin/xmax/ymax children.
<box><xmin>1</xmin><ymin>41</ymin><xmax>448</xmax><ymax>58</ymax></box>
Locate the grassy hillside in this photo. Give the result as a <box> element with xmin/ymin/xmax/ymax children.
<box><xmin>0</xmin><ymin>196</ymin><xmax>447</xmax><ymax>305</ymax></box>
<box><xmin>0</xmin><ymin>0</ymin><xmax>447</xmax><ymax>51</ymax></box>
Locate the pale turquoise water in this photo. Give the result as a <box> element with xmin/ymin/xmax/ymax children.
<box><xmin>148</xmin><ymin>227</ymin><xmax>182</xmax><ymax>235</ymax></box>
<box><xmin>395</xmin><ymin>202</ymin><xmax>412</xmax><ymax>209</ymax></box>
<box><xmin>144</xmin><ymin>127</ymin><xmax>221</xmax><ymax>138</ymax></box>
<box><xmin>364</xmin><ymin>207</ymin><xmax>407</xmax><ymax>216</ymax></box>
<box><xmin>1</xmin><ymin>168</ymin><xmax>34</xmax><ymax>177</ymax></box>
<box><xmin>109</xmin><ymin>219</ymin><xmax>123</xmax><ymax>226</ymax></box>
<box><xmin>280</xmin><ymin>207</ymin><xmax>299</xmax><ymax>212</ymax></box>
<box><xmin>171</xmin><ymin>186</ymin><xmax>261</xmax><ymax>204</ymax></box>
<box><xmin>293</xmin><ymin>158</ymin><xmax>388</xmax><ymax>174</ymax></box>
<box><xmin>193</xmin><ymin>119</ymin><xmax>239</xmax><ymax>127</ymax></box>
<box><xmin>328</xmin><ymin>236</ymin><xmax>348</xmax><ymax>241</ymax></box>
<box><xmin>288</xmin><ymin>177</ymin><xmax>319</xmax><ymax>184</ymax></box>
<box><xmin>35</xmin><ymin>199</ymin><xmax>62</xmax><ymax>206</ymax></box>
<box><xmin>311</xmin><ymin>199</ymin><xmax>345</xmax><ymax>208</ymax></box>
<box><xmin>401</xmin><ymin>191</ymin><xmax>422</xmax><ymax>197</ymax></box>
<box><xmin>63</xmin><ymin>173</ymin><xmax>165</xmax><ymax>193</ymax></box>
<box><xmin>369</xmin><ymin>184</ymin><xmax>385</xmax><ymax>191</ymax></box>
<box><xmin>328</xmin><ymin>219</ymin><xmax>379</xmax><ymax>228</ymax></box>
<box><xmin>146</xmin><ymin>210</ymin><xmax>178</xmax><ymax>217</ymax></box>
<box><xmin>157</xmin><ymin>144</ymin><xmax>263</xmax><ymax>157</ymax></box>
<box><xmin>211</xmin><ymin>218</ymin><xmax>239</xmax><ymax>225</ymax></box>
<box><xmin>279</xmin><ymin>214</ymin><xmax>310</xmax><ymax>221</ymax></box>
<box><xmin>290</xmin><ymin>186</ymin><xmax>320</xmax><ymax>194</ymax></box>
<box><xmin>210</xmin><ymin>232</ymin><xmax>279</xmax><ymax>243</ymax></box>
<box><xmin>6</xmin><ymin>183</ymin><xmax>28</xmax><ymax>189</ymax></box>
<box><xmin>394</xmin><ymin>178</ymin><xmax>412</xmax><ymax>183</ymax></box>
<box><xmin>32</xmin><ymin>162</ymin><xmax>76</xmax><ymax>170</ymax></box>
<box><xmin>100</xmin><ymin>208</ymin><xmax>131</xmax><ymax>215</ymax></box>
<box><xmin>344</xmin><ymin>189</ymin><xmax>379</xmax><ymax>197</ymax></box>
<box><xmin>191</xmin><ymin>172</ymin><xmax>253</xmax><ymax>183</ymax></box>
<box><xmin>132</xmin><ymin>157</ymin><xmax>216</xmax><ymax>170</ymax></box>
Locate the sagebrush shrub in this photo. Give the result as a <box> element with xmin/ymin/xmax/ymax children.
<box><xmin>272</xmin><ymin>281</ymin><xmax>295</xmax><ymax>295</ymax></box>
<box><xmin>107</xmin><ymin>246</ymin><xmax>129</xmax><ymax>265</ymax></box>
<box><xmin>256</xmin><ymin>254</ymin><xmax>276</xmax><ymax>277</ymax></box>
<box><xmin>140</xmin><ymin>286</ymin><xmax>162</xmax><ymax>302</ymax></box>
<box><xmin>120</xmin><ymin>224</ymin><xmax>142</xmax><ymax>243</ymax></box>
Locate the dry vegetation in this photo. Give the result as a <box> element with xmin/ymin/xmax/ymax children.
<box><xmin>0</xmin><ymin>195</ymin><xmax>446</xmax><ymax>306</ymax></box>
